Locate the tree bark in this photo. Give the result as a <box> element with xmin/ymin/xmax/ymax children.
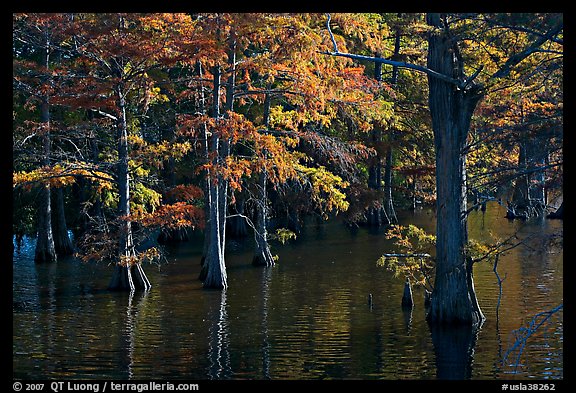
<box><xmin>109</xmin><ymin>80</ymin><xmax>151</xmax><ymax>291</ymax></box>
<box><xmin>52</xmin><ymin>187</ymin><xmax>74</xmax><ymax>256</ymax></box>
<box><xmin>512</xmin><ymin>135</ymin><xmax>548</xmax><ymax>217</ymax></box>
<box><xmin>253</xmin><ymin>89</ymin><xmax>275</xmax><ymax>267</ymax></box>
<box><xmin>34</xmin><ymin>29</ymin><xmax>56</xmax><ymax>264</ymax></box>
<box><xmin>203</xmin><ymin>64</ymin><xmax>228</xmax><ymax>290</ymax></box>
<box><xmin>382</xmin><ymin>20</ymin><xmax>401</xmax><ymax>225</ymax></box>
<box><xmin>366</xmin><ymin>53</ymin><xmax>388</xmax><ymax>227</ymax></box>
<box><xmin>426</xmin><ymin>13</ymin><xmax>484</xmax><ymax>326</ymax></box>
<box><xmin>383</xmin><ymin>144</ymin><xmax>397</xmax><ymax>224</ymax></box>
<box><xmin>35</xmin><ymin>183</ymin><xmax>57</xmax><ymax>263</ymax></box>
<box><xmin>253</xmin><ymin>171</ymin><xmax>275</xmax><ymax>267</ymax></box>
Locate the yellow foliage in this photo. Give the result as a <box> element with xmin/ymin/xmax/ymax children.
<box><xmin>13</xmin><ymin>164</ymin><xmax>113</xmax><ymax>190</ymax></box>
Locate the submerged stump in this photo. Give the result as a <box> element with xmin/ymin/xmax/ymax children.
<box><xmin>402</xmin><ymin>278</ymin><xmax>414</xmax><ymax>309</ymax></box>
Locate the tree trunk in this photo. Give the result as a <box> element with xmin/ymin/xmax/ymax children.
<box><xmin>366</xmin><ymin>53</ymin><xmax>388</xmax><ymax>227</ymax></box>
<box><xmin>203</xmin><ymin>171</ymin><xmax>228</xmax><ymax>289</ymax></box>
<box><xmin>382</xmin><ymin>22</ymin><xmax>401</xmax><ymax>225</ymax></box>
<box><xmin>52</xmin><ymin>187</ymin><xmax>74</xmax><ymax>256</ymax></box>
<box><xmin>512</xmin><ymin>142</ymin><xmax>530</xmax><ymax>210</ymax></box>
<box><xmin>197</xmin><ymin>60</ymin><xmax>210</xmax><ymax>280</ymax></box>
<box><xmin>203</xmin><ymin>64</ymin><xmax>228</xmax><ymax>290</ymax></box>
<box><xmin>411</xmin><ymin>174</ymin><xmax>418</xmax><ymax>210</ymax></box>
<box><xmin>383</xmin><ymin>146</ymin><xmax>397</xmax><ymax>224</ymax></box>
<box><xmin>35</xmin><ymin>183</ymin><xmax>57</xmax><ymax>263</ymax></box>
<box><xmin>426</xmin><ymin>13</ymin><xmax>484</xmax><ymax>326</ymax></box>
<box><xmin>253</xmin><ymin>90</ymin><xmax>275</xmax><ymax>267</ymax></box>
<box><xmin>34</xmin><ymin>30</ymin><xmax>56</xmax><ymax>264</ymax></box>
<box><xmin>253</xmin><ymin>171</ymin><xmax>275</xmax><ymax>267</ymax></box>
<box><xmin>512</xmin><ymin>135</ymin><xmax>548</xmax><ymax>217</ymax></box>
<box><xmin>109</xmin><ymin>81</ymin><xmax>151</xmax><ymax>291</ymax></box>
<box><xmin>366</xmin><ymin>154</ymin><xmax>386</xmax><ymax>227</ymax></box>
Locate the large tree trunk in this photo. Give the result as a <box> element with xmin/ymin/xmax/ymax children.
<box><xmin>426</xmin><ymin>13</ymin><xmax>484</xmax><ymax>326</ymax></box>
<box><xmin>35</xmin><ymin>183</ymin><xmax>56</xmax><ymax>263</ymax></box>
<box><xmin>52</xmin><ymin>187</ymin><xmax>74</xmax><ymax>256</ymax></box>
<box><xmin>109</xmin><ymin>81</ymin><xmax>151</xmax><ymax>291</ymax></box>
<box><xmin>35</xmin><ymin>115</ymin><xmax>56</xmax><ymax>263</ymax></box>
<box><xmin>34</xmin><ymin>30</ymin><xmax>56</xmax><ymax>264</ymax></box>
<box><xmin>203</xmin><ymin>64</ymin><xmax>228</xmax><ymax>290</ymax></box>
<box><xmin>203</xmin><ymin>169</ymin><xmax>228</xmax><ymax>289</ymax></box>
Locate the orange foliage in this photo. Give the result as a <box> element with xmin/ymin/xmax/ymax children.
<box><xmin>136</xmin><ymin>202</ymin><xmax>205</xmax><ymax>231</ymax></box>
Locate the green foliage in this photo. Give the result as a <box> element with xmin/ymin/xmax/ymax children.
<box><xmin>377</xmin><ymin>224</ymin><xmax>508</xmax><ymax>289</ymax></box>
<box><xmin>294</xmin><ymin>163</ymin><xmax>350</xmax><ymax>218</ymax></box>
<box><xmin>377</xmin><ymin>224</ymin><xmax>435</xmax><ymax>289</ymax></box>
<box><xmin>130</xmin><ymin>182</ymin><xmax>162</xmax><ymax>215</ymax></box>
<box><xmin>271</xmin><ymin>228</ymin><xmax>297</xmax><ymax>245</ymax></box>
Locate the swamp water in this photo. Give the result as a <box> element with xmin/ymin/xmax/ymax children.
<box><xmin>13</xmin><ymin>203</ymin><xmax>563</xmax><ymax>380</ymax></box>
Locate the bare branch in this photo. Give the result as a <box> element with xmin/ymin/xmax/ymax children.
<box><xmin>502</xmin><ymin>303</ymin><xmax>563</xmax><ymax>373</ymax></box>
<box><xmin>326</xmin><ymin>13</ymin><xmax>339</xmax><ymax>53</ymax></box>
<box><xmin>323</xmin><ymin>14</ymin><xmax>464</xmax><ymax>88</ymax></box>
<box><xmin>90</xmin><ymin>108</ymin><xmax>118</xmax><ymax>121</ymax></box>
<box><xmin>382</xmin><ymin>253</ymin><xmax>432</xmax><ymax>258</ymax></box>
<box><xmin>491</xmin><ymin>21</ymin><xmax>563</xmax><ymax>80</ymax></box>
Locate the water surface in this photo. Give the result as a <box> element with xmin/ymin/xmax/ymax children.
<box><xmin>13</xmin><ymin>203</ymin><xmax>563</xmax><ymax>380</ymax></box>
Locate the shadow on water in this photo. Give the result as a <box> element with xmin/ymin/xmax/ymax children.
<box><xmin>429</xmin><ymin>322</ymin><xmax>481</xmax><ymax>380</ymax></box>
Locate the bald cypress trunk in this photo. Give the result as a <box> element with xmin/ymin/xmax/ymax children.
<box><xmin>253</xmin><ymin>90</ymin><xmax>275</xmax><ymax>267</ymax></box>
<box><xmin>253</xmin><ymin>171</ymin><xmax>275</xmax><ymax>267</ymax></box>
<box><xmin>35</xmin><ymin>182</ymin><xmax>56</xmax><ymax>263</ymax></box>
<box><xmin>52</xmin><ymin>187</ymin><xmax>74</xmax><ymax>256</ymax></box>
<box><xmin>366</xmin><ymin>53</ymin><xmax>388</xmax><ymax>227</ymax></box>
<box><xmin>383</xmin><ymin>20</ymin><xmax>401</xmax><ymax>225</ymax></box>
<box><xmin>34</xmin><ymin>28</ymin><xmax>56</xmax><ymax>264</ymax></box>
<box><xmin>203</xmin><ymin>64</ymin><xmax>228</xmax><ymax>290</ymax></box>
<box><xmin>108</xmin><ymin>80</ymin><xmax>151</xmax><ymax>291</ymax></box>
<box><xmin>426</xmin><ymin>13</ymin><xmax>484</xmax><ymax>326</ymax></box>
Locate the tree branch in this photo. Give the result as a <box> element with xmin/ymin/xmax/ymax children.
<box><xmin>502</xmin><ymin>303</ymin><xmax>563</xmax><ymax>373</ymax></box>
<box><xmin>322</xmin><ymin>13</ymin><xmax>464</xmax><ymax>88</ymax></box>
<box><xmin>490</xmin><ymin>21</ymin><xmax>563</xmax><ymax>80</ymax></box>
<box><xmin>90</xmin><ymin>108</ymin><xmax>118</xmax><ymax>121</ymax></box>
<box><xmin>382</xmin><ymin>253</ymin><xmax>432</xmax><ymax>258</ymax></box>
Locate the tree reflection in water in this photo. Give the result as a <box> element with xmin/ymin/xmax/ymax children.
<box><xmin>122</xmin><ymin>290</ymin><xmax>150</xmax><ymax>379</ymax></box>
<box><xmin>260</xmin><ymin>267</ymin><xmax>273</xmax><ymax>379</ymax></box>
<box><xmin>207</xmin><ymin>290</ymin><xmax>232</xmax><ymax>379</ymax></box>
<box><xmin>429</xmin><ymin>322</ymin><xmax>481</xmax><ymax>380</ymax></box>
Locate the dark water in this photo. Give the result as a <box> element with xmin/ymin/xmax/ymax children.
<box><xmin>13</xmin><ymin>203</ymin><xmax>563</xmax><ymax>380</ymax></box>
